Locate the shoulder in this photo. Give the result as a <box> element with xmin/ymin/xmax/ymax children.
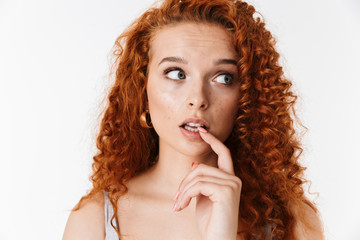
<box><xmin>62</xmin><ymin>192</ymin><xmax>105</xmax><ymax>240</ymax></box>
<box><xmin>291</xmin><ymin>199</ymin><xmax>325</xmax><ymax>240</ymax></box>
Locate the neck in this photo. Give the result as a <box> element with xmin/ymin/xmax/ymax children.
<box><xmin>145</xmin><ymin>140</ymin><xmax>218</xmax><ymax>198</ymax></box>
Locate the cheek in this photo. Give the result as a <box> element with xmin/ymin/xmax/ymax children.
<box><xmin>212</xmin><ymin>93</ymin><xmax>239</xmax><ymax>139</ymax></box>
<box><xmin>216</xmin><ymin>90</ymin><xmax>239</xmax><ymax>115</ymax></box>
<box><xmin>216</xmin><ymin>101</ymin><xmax>237</xmax><ymax>125</ymax></box>
<box><xmin>147</xmin><ymin>85</ymin><xmax>179</xmax><ymax>131</ymax></box>
<box><xmin>227</xmin><ymin>98</ymin><xmax>239</xmax><ymax>125</ymax></box>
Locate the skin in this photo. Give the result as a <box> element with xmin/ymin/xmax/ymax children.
<box><xmin>62</xmin><ymin>22</ymin><xmax>325</xmax><ymax>240</ymax></box>
<box><xmin>147</xmin><ymin>22</ymin><xmax>241</xmax><ymax>163</ymax></box>
<box><xmin>145</xmin><ymin>22</ymin><xmax>242</xmax><ymax>240</ymax></box>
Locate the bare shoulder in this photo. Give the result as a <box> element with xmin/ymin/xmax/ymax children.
<box><xmin>63</xmin><ymin>192</ymin><xmax>105</xmax><ymax>240</ymax></box>
<box><xmin>291</xmin><ymin>199</ymin><xmax>325</xmax><ymax>240</ymax></box>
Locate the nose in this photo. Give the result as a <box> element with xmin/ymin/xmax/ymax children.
<box><xmin>186</xmin><ymin>79</ymin><xmax>209</xmax><ymax>110</ymax></box>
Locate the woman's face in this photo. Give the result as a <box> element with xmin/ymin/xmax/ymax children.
<box><xmin>146</xmin><ymin>22</ymin><xmax>240</xmax><ymax>157</ymax></box>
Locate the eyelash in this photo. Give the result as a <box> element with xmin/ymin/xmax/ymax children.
<box><xmin>163</xmin><ymin>67</ymin><xmax>234</xmax><ymax>85</ymax></box>
<box><xmin>164</xmin><ymin>67</ymin><xmax>184</xmax><ymax>81</ymax></box>
<box><xmin>215</xmin><ymin>73</ymin><xmax>234</xmax><ymax>85</ymax></box>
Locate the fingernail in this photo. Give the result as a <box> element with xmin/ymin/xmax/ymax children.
<box><xmin>173</xmin><ymin>190</ymin><xmax>179</xmax><ymax>201</ymax></box>
<box><xmin>191</xmin><ymin>161</ymin><xmax>199</xmax><ymax>170</ymax></box>
<box><xmin>172</xmin><ymin>202</ymin><xmax>178</xmax><ymax>212</ymax></box>
<box><xmin>198</xmin><ymin>126</ymin><xmax>207</xmax><ymax>133</ymax></box>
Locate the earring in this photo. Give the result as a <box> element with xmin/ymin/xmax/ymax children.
<box><xmin>140</xmin><ymin>110</ymin><xmax>152</xmax><ymax>128</ymax></box>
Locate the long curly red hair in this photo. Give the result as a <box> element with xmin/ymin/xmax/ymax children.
<box><xmin>75</xmin><ymin>0</ymin><xmax>318</xmax><ymax>239</ymax></box>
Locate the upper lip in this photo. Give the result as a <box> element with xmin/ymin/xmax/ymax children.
<box><xmin>180</xmin><ymin>117</ymin><xmax>210</xmax><ymax>130</ymax></box>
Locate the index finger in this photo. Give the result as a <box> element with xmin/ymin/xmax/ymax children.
<box><xmin>198</xmin><ymin>127</ymin><xmax>235</xmax><ymax>175</ymax></box>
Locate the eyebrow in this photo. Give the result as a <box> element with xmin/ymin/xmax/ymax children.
<box><xmin>158</xmin><ymin>56</ymin><xmax>237</xmax><ymax>66</ymax></box>
<box><xmin>214</xmin><ymin>58</ymin><xmax>237</xmax><ymax>66</ymax></box>
<box><xmin>158</xmin><ymin>56</ymin><xmax>188</xmax><ymax>65</ymax></box>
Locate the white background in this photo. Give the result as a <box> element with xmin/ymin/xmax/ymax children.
<box><xmin>0</xmin><ymin>0</ymin><xmax>359</xmax><ymax>239</ymax></box>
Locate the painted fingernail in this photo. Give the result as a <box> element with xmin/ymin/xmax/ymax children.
<box><xmin>191</xmin><ymin>161</ymin><xmax>199</xmax><ymax>170</ymax></box>
<box><xmin>173</xmin><ymin>202</ymin><xmax>179</xmax><ymax>212</ymax></box>
<box><xmin>198</xmin><ymin>126</ymin><xmax>207</xmax><ymax>133</ymax></box>
<box><xmin>176</xmin><ymin>202</ymin><xmax>182</xmax><ymax>211</ymax></box>
<box><xmin>173</xmin><ymin>190</ymin><xmax>179</xmax><ymax>201</ymax></box>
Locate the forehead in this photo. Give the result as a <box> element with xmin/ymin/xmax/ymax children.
<box><xmin>148</xmin><ymin>22</ymin><xmax>238</xmax><ymax>61</ymax></box>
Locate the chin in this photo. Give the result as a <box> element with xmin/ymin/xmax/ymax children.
<box><xmin>176</xmin><ymin>141</ymin><xmax>213</xmax><ymax>158</ymax></box>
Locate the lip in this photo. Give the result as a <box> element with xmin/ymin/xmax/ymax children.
<box><xmin>179</xmin><ymin>117</ymin><xmax>210</xmax><ymax>130</ymax></box>
<box><xmin>179</xmin><ymin>117</ymin><xmax>210</xmax><ymax>141</ymax></box>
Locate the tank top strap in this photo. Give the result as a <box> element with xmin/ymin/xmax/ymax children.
<box><xmin>263</xmin><ymin>222</ymin><xmax>275</xmax><ymax>240</ymax></box>
<box><xmin>104</xmin><ymin>191</ymin><xmax>119</xmax><ymax>240</ymax></box>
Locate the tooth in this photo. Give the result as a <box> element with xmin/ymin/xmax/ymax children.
<box><xmin>186</xmin><ymin>122</ymin><xmax>205</xmax><ymax>127</ymax></box>
<box><xmin>184</xmin><ymin>125</ymin><xmax>199</xmax><ymax>132</ymax></box>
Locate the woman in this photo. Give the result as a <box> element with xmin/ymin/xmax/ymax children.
<box><xmin>63</xmin><ymin>0</ymin><xmax>324</xmax><ymax>239</ymax></box>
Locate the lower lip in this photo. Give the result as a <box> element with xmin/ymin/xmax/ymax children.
<box><xmin>179</xmin><ymin>126</ymin><xmax>202</xmax><ymax>140</ymax></box>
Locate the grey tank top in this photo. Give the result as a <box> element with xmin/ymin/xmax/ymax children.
<box><xmin>104</xmin><ymin>191</ymin><xmax>119</xmax><ymax>240</ymax></box>
<box><xmin>104</xmin><ymin>191</ymin><xmax>273</xmax><ymax>240</ymax></box>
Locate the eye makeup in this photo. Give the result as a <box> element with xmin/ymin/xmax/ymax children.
<box><xmin>162</xmin><ymin>66</ymin><xmax>237</xmax><ymax>86</ymax></box>
<box><xmin>163</xmin><ymin>67</ymin><xmax>186</xmax><ymax>81</ymax></box>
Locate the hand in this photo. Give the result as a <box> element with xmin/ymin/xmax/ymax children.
<box><xmin>173</xmin><ymin>127</ymin><xmax>242</xmax><ymax>240</ymax></box>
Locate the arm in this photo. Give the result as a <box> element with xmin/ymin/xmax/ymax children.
<box><xmin>62</xmin><ymin>195</ymin><xmax>105</xmax><ymax>240</ymax></box>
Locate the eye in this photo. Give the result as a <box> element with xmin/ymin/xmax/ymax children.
<box><xmin>164</xmin><ymin>68</ymin><xmax>186</xmax><ymax>80</ymax></box>
<box><xmin>214</xmin><ymin>73</ymin><xmax>233</xmax><ymax>85</ymax></box>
